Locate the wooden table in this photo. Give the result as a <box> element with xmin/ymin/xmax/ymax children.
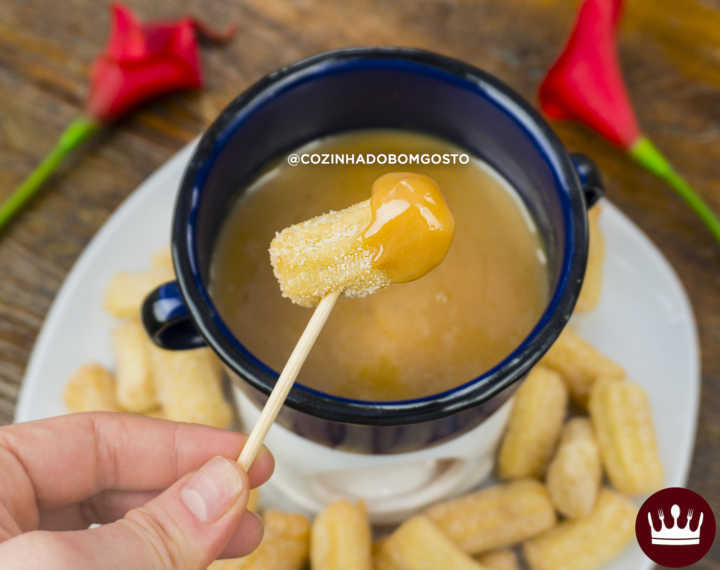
<box><xmin>1</xmin><ymin>0</ymin><xmax>718</xmax><ymax>565</ymax></box>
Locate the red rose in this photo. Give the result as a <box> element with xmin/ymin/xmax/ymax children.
<box><xmin>539</xmin><ymin>0</ymin><xmax>638</xmax><ymax>149</ymax></box>
<box><xmin>0</xmin><ymin>4</ymin><xmax>235</xmax><ymax>231</ymax></box>
<box><xmin>539</xmin><ymin>0</ymin><xmax>720</xmax><ymax>243</ymax></box>
<box><xmin>87</xmin><ymin>4</ymin><xmax>234</xmax><ymax>121</ymax></box>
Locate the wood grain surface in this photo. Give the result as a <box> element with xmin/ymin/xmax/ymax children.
<box><xmin>1</xmin><ymin>0</ymin><xmax>718</xmax><ymax>566</ymax></box>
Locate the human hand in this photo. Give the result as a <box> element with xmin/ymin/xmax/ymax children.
<box><xmin>0</xmin><ymin>412</ymin><xmax>274</xmax><ymax>569</ymax></box>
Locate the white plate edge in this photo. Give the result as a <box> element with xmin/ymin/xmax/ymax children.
<box><xmin>597</xmin><ymin>201</ymin><xmax>700</xmax><ymax>488</ymax></box>
<box><xmin>14</xmin><ymin>141</ymin><xmax>197</xmax><ymax>422</ymax></box>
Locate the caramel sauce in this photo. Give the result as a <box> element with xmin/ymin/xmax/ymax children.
<box><xmin>363</xmin><ymin>172</ymin><xmax>455</xmax><ymax>283</ymax></box>
<box><xmin>211</xmin><ymin>130</ymin><xmax>548</xmax><ymax>401</ymax></box>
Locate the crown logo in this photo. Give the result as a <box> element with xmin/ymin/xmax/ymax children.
<box><xmin>649</xmin><ymin>504</ymin><xmax>703</xmax><ymax>546</ymax></box>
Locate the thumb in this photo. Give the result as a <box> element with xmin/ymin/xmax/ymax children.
<box><xmin>107</xmin><ymin>455</ymin><xmax>260</xmax><ymax>569</ymax></box>
<box><xmin>12</xmin><ymin>456</ymin><xmax>262</xmax><ymax>570</ymax></box>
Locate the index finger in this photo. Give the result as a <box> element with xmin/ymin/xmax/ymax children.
<box><xmin>0</xmin><ymin>413</ymin><xmax>274</xmax><ymax>511</ymax></box>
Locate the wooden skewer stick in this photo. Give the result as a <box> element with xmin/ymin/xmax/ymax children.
<box><xmin>238</xmin><ymin>290</ymin><xmax>341</xmax><ymax>471</ymax></box>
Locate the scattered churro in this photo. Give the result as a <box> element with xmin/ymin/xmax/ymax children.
<box><xmin>546</xmin><ymin>418</ymin><xmax>602</xmax><ymax>518</ymax></box>
<box><xmin>425</xmin><ymin>479</ymin><xmax>556</xmax><ymax>554</ymax></box>
<box><xmin>498</xmin><ymin>367</ymin><xmax>568</xmax><ymax>480</ymax></box>
<box><xmin>64</xmin><ymin>363</ymin><xmax>121</xmax><ymax>413</ymax></box>
<box><xmin>523</xmin><ymin>489</ymin><xmax>637</xmax><ymax>570</ymax></box>
<box><xmin>540</xmin><ymin>327</ymin><xmax>625</xmax><ymax>406</ymax></box>
<box><xmin>311</xmin><ymin>499</ymin><xmax>373</xmax><ymax>570</ymax></box>
<box><xmin>589</xmin><ymin>379</ymin><xmax>664</xmax><ymax>495</ymax></box>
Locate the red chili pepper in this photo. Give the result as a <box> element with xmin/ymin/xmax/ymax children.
<box><xmin>0</xmin><ymin>4</ymin><xmax>235</xmax><ymax>232</ymax></box>
<box><xmin>539</xmin><ymin>0</ymin><xmax>720</xmax><ymax>243</ymax></box>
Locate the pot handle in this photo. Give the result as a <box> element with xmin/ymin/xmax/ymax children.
<box><xmin>571</xmin><ymin>153</ymin><xmax>604</xmax><ymax>208</ymax></box>
<box><xmin>141</xmin><ymin>281</ymin><xmax>206</xmax><ymax>350</ymax></box>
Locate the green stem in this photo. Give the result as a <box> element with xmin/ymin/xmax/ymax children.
<box><xmin>630</xmin><ymin>136</ymin><xmax>720</xmax><ymax>244</ymax></box>
<box><xmin>0</xmin><ymin>116</ymin><xmax>101</xmax><ymax>232</ymax></box>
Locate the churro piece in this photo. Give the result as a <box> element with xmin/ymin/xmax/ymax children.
<box><xmin>64</xmin><ymin>363</ymin><xmax>121</xmax><ymax>412</ymax></box>
<box><xmin>523</xmin><ymin>488</ymin><xmax>637</xmax><ymax>570</ymax></box>
<box><xmin>589</xmin><ymin>379</ymin><xmax>664</xmax><ymax>495</ymax></box>
<box><xmin>270</xmin><ymin>201</ymin><xmax>389</xmax><ymax>307</ymax></box>
<box><xmin>540</xmin><ymin>328</ymin><xmax>625</xmax><ymax>406</ymax></box>
<box><xmin>375</xmin><ymin>516</ymin><xmax>485</xmax><ymax>570</ymax></box>
<box><xmin>208</xmin><ymin>510</ymin><xmax>311</xmax><ymax>570</ymax></box>
<box><xmin>143</xmin><ymin>407</ymin><xmax>166</xmax><ymax>419</ymax></box>
<box><xmin>270</xmin><ymin>173</ymin><xmax>454</xmax><ymax>307</ymax></box>
<box><xmin>112</xmin><ymin>319</ymin><xmax>157</xmax><ymax>412</ymax></box>
<box><xmin>546</xmin><ymin>418</ymin><xmax>602</xmax><ymax>518</ymax></box>
<box><xmin>476</xmin><ymin>550</ymin><xmax>519</xmax><ymax>570</ymax></box>
<box><xmin>425</xmin><ymin>480</ymin><xmax>556</xmax><ymax>554</ymax></box>
<box><xmin>498</xmin><ymin>367</ymin><xmax>568</xmax><ymax>480</ymax></box>
<box><xmin>247</xmin><ymin>488</ymin><xmax>260</xmax><ymax>513</ymax></box>
<box><xmin>575</xmin><ymin>206</ymin><xmax>604</xmax><ymax>312</ymax></box>
<box><xmin>311</xmin><ymin>499</ymin><xmax>372</xmax><ymax>570</ymax></box>
<box><xmin>151</xmin><ymin>247</ymin><xmax>173</xmax><ymax>270</ymax></box>
<box><xmin>372</xmin><ymin>537</ymin><xmax>389</xmax><ymax>567</ymax></box>
<box><xmin>104</xmin><ymin>265</ymin><xmax>174</xmax><ymax>318</ymax></box>
<box><xmin>148</xmin><ymin>345</ymin><xmax>232</xmax><ymax>428</ymax></box>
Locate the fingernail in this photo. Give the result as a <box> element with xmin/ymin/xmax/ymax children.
<box><xmin>259</xmin><ymin>444</ymin><xmax>272</xmax><ymax>463</ymax></box>
<box><xmin>181</xmin><ymin>456</ymin><xmax>243</xmax><ymax>522</ymax></box>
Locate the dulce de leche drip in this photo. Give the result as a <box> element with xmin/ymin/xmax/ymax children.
<box><xmin>362</xmin><ymin>172</ymin><xmax>455</xmax><ymax>283</ymax></box>
<box><xmin>269</xmin><ymin>171</ymin><xmax>454</xmax><ymax>307</ymax></box>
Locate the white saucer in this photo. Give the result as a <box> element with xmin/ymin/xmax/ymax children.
<box><xmin>14</xmin><ymin>141</ymin><xmax>699</xmax><ymax>570</ymax></box>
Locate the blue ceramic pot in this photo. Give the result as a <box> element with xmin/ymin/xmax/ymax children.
<box><xmin>142</xmin><ymin>48</ymin><xmax>602</xmax><ymax>454</ymax></box>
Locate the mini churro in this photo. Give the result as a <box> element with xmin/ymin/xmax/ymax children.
<box><xmin>375</xmin><ymin>516</ymin><xmax>485</xmax><ymax>570</ymax></box>
<box><xmin>589</xmin><ymin>379</ymin><xmax>664</xmax><ymax>495</ymax></box>
<box><xmin>104</xmin><ymin>265</ymin><xmax>174</xmax><ymax>318</ymax></box>
<box><xmin>540</xmin><ymin>328</ymin><xmax>625</xmax><ymax>406</ymax></box>
<box><xmin>575</xmin><ymin>206</ymin><xmax>604</xmax><ymax>312</ymax></box>
<box><xmin>546</xmin><ymin>418</ymin><xmax>602</xmax><ymax>518</ymax></box>
<box><xmin>498</xmin><ymin>367</ymin><xmax>568</xmax><ymax>480</ymax></box>
<box><xmin>208</xmin><ymin>510</ymin><xmax>311</xmax><ymax>570</ymax></box>
<box><xmin>523</xmin><ymin>488</ymin><xmax>637</xmax><ymax>570</ymax></box>
<box><xmin>112</xmin><ymin>319</ymin><xmax>157</xmax><ymax>412</ymax></box>
<box><xmin>425</xmin><ymin>479</ymin><xmax>556</xmax><ymax>554</ymax></box>
<box><xmin>270</xmin><ymin>172</ymin><xmax>454</xmax><ymax>307</ymax></box>
<box><xmin>476</xmin><ymin>549</ymin><xmax>519</xmax><ymax>570</ymax></box>
<box><xmin>64</xmin><ymin>363</ymin><xmax>121</xmax><ymax>412</ymax></box>
<box><xmin>311</xmin><ymin>499</ymin><xmax>373</xmax><ymax>570</ymax></box>
<box><xmin>148</xmin><ymin>345</ymin><xmax>232</xmax><ymax>428</ymax></box>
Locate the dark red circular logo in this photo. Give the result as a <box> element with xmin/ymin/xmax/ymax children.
<box><xmin>636</xmin><ymin>487</ymin><xmax>716</xmax><ymax>567</ymax></box>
